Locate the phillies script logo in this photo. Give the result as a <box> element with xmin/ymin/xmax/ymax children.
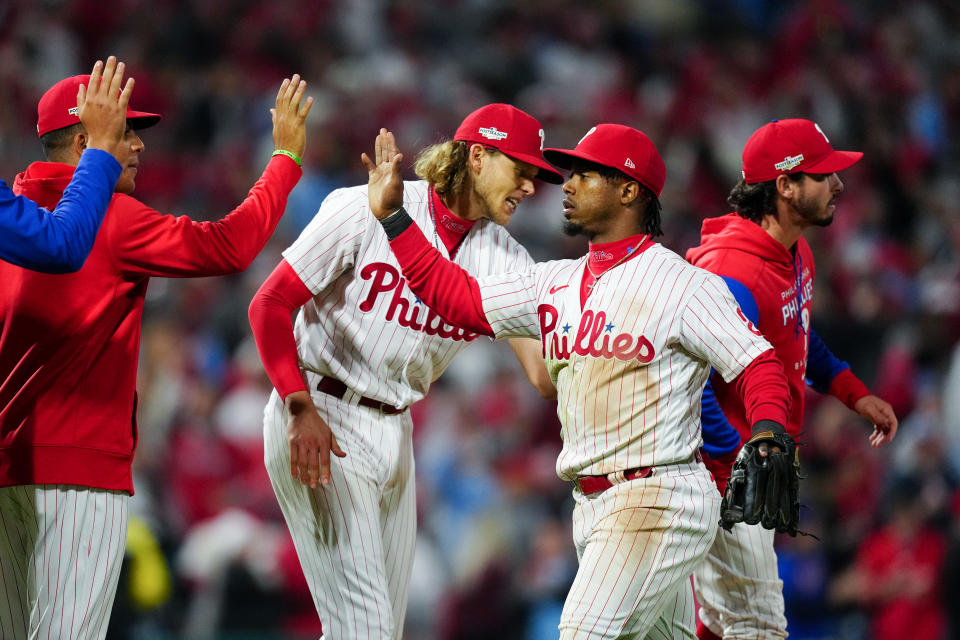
<box><xmin>537</xmin><ymin>304</ymin><xmax>655</xmax><ymax>362</ymax></box>
<box><xmin>358</xmin><ymin>263</ymin><xmax>478</xmax><ymax>342</ymax></box>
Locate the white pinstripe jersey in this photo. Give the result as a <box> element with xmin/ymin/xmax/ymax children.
<box><xmin>283</xmin><ymin>180</ymin><xmax>535</xmax><ymax>408</ymax></box>
<box><xmin>476</xmin><ymin>243</ymin><xmax>772</xmax><ymax>480</ymax></box>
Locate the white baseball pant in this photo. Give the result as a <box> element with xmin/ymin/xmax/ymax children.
<box><xmin>264</xmin><ymin>391</ymin><xmax>417</xmax><ymax>640</ymax></box>
<box><xmin>0</xmin><ymin>485</ymin><xmax>128</xmax><ymax>640</ymax></box>
<box><xmin>693</xmin><ymin>521</ymin><xmax>787</xmax><ymax>639</ymax></box>
<box><xmin>559</xmin><ymin>461</ymin><xmax>720</xmax><ymax>640</ymax></box>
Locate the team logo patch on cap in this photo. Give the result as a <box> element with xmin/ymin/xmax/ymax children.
<box><xmin>478</xmin><ymin>126</ymin><xmax>508</xmax><ymax>141</ymax></box>
<box><xmin>624</xmin><ymin>158</ymin><xmax>636</xmax><ymax>169</ymax></box>
<box><xmin>774</xmin><ymin>154</ymin><xmax>804</xmax><ymax>171</ymax></box>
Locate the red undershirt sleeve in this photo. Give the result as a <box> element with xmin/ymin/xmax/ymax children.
<box><xmin>734</xmin><ymin>348</ymin><xmax>791</xmax><ymax>428</ymax></box>
<box><xmin>828</xmin><ymin>368</ymin><xmax>872</xmax><ymax>410</ymax></box>
<box><xmin>248</xmin><ymin>259</ymin><xmax>315</xmax><ymax>399</ymax></box>
<box><xmin>389</xmin><ymin>223</ymin><xmax>494</xmax><ymax>336</ymax></box>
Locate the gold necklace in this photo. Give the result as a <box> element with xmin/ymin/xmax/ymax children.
<box><xmin>585</xmin><ymin>235</ymin><xmax>648</xmax><ymax>293</ymax></box>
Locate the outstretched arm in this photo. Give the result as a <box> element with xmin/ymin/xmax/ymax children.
<box><xmin>362</xmin><ymin>127</ymin><xmax>494</xmax><ymax>336</ymax></box>
<box><xmin>112</xmin><ymin>75</ymin><xmax>313</xmax><ymax>276</ymax></box>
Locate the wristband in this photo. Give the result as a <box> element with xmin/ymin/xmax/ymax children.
<box><xmin>272</xmin><ymin>149</ymin><xmax>302</xmax><ymax>167</ymax></box>
<box><xmin>380</xmin><ymin>207</ymin><xmax>413</xmax><ymax>240</ymax></box>
<box><xmin>750</xmin><ymin>419</ymin><xmax>786</xmax><ymax>438</ymax></box>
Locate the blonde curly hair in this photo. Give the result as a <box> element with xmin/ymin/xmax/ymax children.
<box><xmin>413</xmin><ymin>140</ymin><xmax>472</xmax><ymax>199</ymax></box>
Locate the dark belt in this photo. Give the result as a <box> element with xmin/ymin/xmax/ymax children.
<box><xmin>316</xmin><ymin>377</ymin><xmax>404</xmax><ymax>415</ymax></box>
<box><xmin>577</xmin><ymin>451</ymin><xmax>702</xmax><ymax>496</ymax></box>
<box><xmin>577</xmin><ymin>467</ymin><xmax>653</xmax><ymax>495</ymax></box>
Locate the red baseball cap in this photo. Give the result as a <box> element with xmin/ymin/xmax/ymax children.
<box><xmin>741</xmin><ymin>119</ymin><xmax>862</xmax><ymax>184</ymax></box>
<box><xmin>37</xmin><ymin>74</ymin><xmax>162</xmax><ymax>138</ymax></box>
<box><xmin>454</xmin><ymin>104</ymin><xmax>563</xmax><ymax>184</ymax></box>
<box><xmin>543</xmin><ymin>124</ymin><xmax>666</xmax><ymax>198</ymax></box>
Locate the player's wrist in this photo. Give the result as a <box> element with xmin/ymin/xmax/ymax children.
<box><xmin>272</xmin><ymin>149</ymin><xmax>303</xmax><ymax>167</ymax></box>
<box><xmin>380</xmin><ymin>206</ymin><xmax>412</xmax><ymax>240</ymax></box>
<box><xmin>750</xmin><ymin>419</ymin><xmax>786</xmax><ymax>439</ymax></box>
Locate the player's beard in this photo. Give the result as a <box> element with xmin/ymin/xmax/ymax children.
<box><xmin>562</xmin><ymin>219</ymin><xmax>585</xmax><ymax>237</ymax></box>
<box><xmin>796</xmin><ymin>193</ymin><xmax>835</xmax><ymax>227</ymax></box>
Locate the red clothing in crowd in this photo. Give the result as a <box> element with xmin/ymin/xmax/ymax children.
<box><xmin>0</xmin><ymin>155</ymin><xmax>300</xmax><ymax>494</ymax></box>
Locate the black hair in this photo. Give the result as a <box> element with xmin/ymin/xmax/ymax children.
<box><xmin>727</xmin><ymin>173</ymin><xmax>806</xmax><ymax>223</ymax></box>
<box><xmin>40</xmin><ymin>123</ymin><xmax>84</xmax><ymax>162</ymax></box>
<box><xmin>572</xmin><ymin>159</ymin><xmax>663</xmax><ymax>237</ymax></box>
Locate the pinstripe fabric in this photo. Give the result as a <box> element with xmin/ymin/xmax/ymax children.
<box><xmin>282</xmin><ymin>180</ymin><xmax>534</xmax><ymax>410</ymax></box>
<box><xmin>268</xmin><ymin>179</ymin><xmax>535</xmax><ymax>637</ymax></box>
<box><xmin>0</xmin><ymin>485</ymin><xmax>128</xmax><ymax>640</ymax></box>
<box><xmin>559</xmin><ymin>462</ymin><xmax>720</xmax><ymax>639</ymax></box>
<box><xmin>693</xmin><ymin>522</ymin><xmax>786</xmax><ymax>639</ymax></box>
<box><xmin>264</xmin><ymin>391</ymin><xmax>416</xmax><ymax>640</ymax></box>
<box><xmin>477</xmin><ymin>245</ymin><xmax>773</xmax><ymax>479</ymax></box>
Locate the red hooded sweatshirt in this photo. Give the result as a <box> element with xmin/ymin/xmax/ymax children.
<box><xmin>0</xmin><ymin>156</ymin><xmax>300</xmax><ymax>493</ymax></box>
<box><xmin>686</xmin><ymin>213</ymin><xmax>816</xmax><ymax>439</ymax></box>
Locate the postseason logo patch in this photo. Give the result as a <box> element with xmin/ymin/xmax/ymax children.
<box><xmin>68</xmin><ymin>106</ymin><xmax>80</xmax><ymax>116</ymax></box>
<box><xmin>774</xmin><ymin>154</ymin><xmax>804</xmax><ymax>171</ymax></box>
<box><xmin>478</xmin><ymin>126</ymin><xmax>508</xmax><ymax>141</ymax></box>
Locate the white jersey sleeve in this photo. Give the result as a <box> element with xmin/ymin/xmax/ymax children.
<box><xmin>677</xmin><ymin>272</ymin><xmax>772</xmax><ymax>382</ymax></box>
<box><xmin>283</xmin><ymin>187</ymin><xmax>369</xmax><ymax>294</ymax></box>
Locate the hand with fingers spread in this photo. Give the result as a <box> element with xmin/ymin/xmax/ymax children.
<box><xmin>285</xmin><ymin>390</ymin><xmax>346</xmax><ymax>488</ymax></box>
<box><xmin>271</xmin><ymin>74</ymin><xmax>314</xmax><ymax>163</ymax></box>
<box><xmin>361</xmin><ymin>128</ymin><xmax>405</xmax><ymax>219</ymax></box>
<box><xmin>854</xmin><ymin>394</ymin><xmax>898</xmax><ymax>447</ymax></box>
<box><xmin>78</xmin><ymin>56</ymin><xmax>135</xmax><ymax>154</ymax></box>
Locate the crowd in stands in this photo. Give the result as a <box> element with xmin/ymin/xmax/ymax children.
<box><xmin>1</xmin><ymin>0</ymin><xmax>958</xmax><ymax>638</ymax></box>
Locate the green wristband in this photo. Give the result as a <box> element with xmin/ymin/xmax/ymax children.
<box><xmin>272</xmin><ymin>149</ymin><xmax>302</xmax><ymax>167</ymax></box>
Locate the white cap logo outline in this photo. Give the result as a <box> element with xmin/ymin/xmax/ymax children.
<box><xmin>478</xmin><ymin>126</ymin><xmax>508</xmax><ymax>141</ymax></box>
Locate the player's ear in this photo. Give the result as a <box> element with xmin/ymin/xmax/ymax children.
<box><xmin>775</xmin><ymin>174</ymin><xmax>797</xmax><ymax>199</ymax></box>
<box><xmin>467</xmin><ymin>143</ymin><xmax>486</xmax><ymax>175</ymax></box>
<box><xmin>620</xmin><ymin>180</ymin><xmax>641</xmax><ymax>207</ymax></box>
<box><xmin>70</xmin><ymin>130</ymin><xmax>88</xmax><ymax>161</ymax></box>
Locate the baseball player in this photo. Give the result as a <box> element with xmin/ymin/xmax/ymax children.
<box><xmin>0</xmin><ymin>74</ymin><xmax>312</xmax><ymax>639</ymax></box>
<box><xmin>248</xmin><ymin>104</ymin><xmax>562</xmax><ymax>639</ymax></box>
<box><xmin>685</xmin><ymin>118</ymin><xmax>899</xmax><ymax>639</ymax></box>
<box><xmin>0</xmin><ymin>56</ymin><xmax>132</xmax><ymax>273</ymax></box>
<box><xmin>365</xmin><ymin>123</ymin><xmax>793</xmax><ymax>639</ymax></box>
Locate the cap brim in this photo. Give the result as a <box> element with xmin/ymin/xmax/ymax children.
<box><xmin>802</xmin><ymin>149</ymin><xmax>863</xmax><ymax>175</ymax></box>
<box><xmin>497</xmin><ymin>149</ymin><xmax>564</xmax><ymax>184</ymax></box>
<box><xmin>127</xmin><ymin>110</ymin><xmax>161</xmax><ymax>130</ymax></box>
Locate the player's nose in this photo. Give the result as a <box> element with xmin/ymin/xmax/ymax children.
<box><xmin>830</xmin><ymin>172</ymin><xmax>843</xmax><ymax>193</ymax></box>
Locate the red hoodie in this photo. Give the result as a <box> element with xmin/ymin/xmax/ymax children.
<box><xmin>685</xmin><ymin>213</ymin><xmax>813</xmax><ymax>438</ymax></box>
<box><xmin>0</xmin><ymin>156</ymin><xmax>300</xmax><ymax>493</ymax></box>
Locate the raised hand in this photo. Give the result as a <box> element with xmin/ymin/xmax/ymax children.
<box><xmin>285</xmin><ymin>391</ymin><xmax>346</xmax><ymax>488</ymax></box>
<box><xmin>854</xmin><ymin>395</ymin><xmax>898</xmax><ymax>447</ymax></box>
<box><xmin>78</xmin><ymin>56</ymin><xmax>134</xmax><ymax>154</ymax></box>
<box><xmin>361</xmin><ymin>128</ymin><xmax>405</xmax><ymax>219</ymax></box>
<box><xmin>272</xmin><ymin>74</ymin><xmax>314</xmax><ymax>161</ymax></box>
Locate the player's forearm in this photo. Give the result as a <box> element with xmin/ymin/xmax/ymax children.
<box><xmin>383</xmin><ymin>208</ymin><xmax>494</xmax><ymax>336</ymax></box>
<box><xmin>249</xmin><ymin>260</ymin><xmax>314</xmax><ymax>398</ymax></box>
<box><xmin>130</xmin><ymin>155</ymin><xmax>302</xmax><ymax>276</ymax></box>
<box><xmin>205</xmin><ymin>155</ymin><xmax>302</xmax><ymax>272</ymax></box>
<box><xmin>735</xmin><ymin>348</ymin><xmax>790</xmax><ymax>428</ymax></box>
<box><xmin>0</xmin><ymin>150</ymin><xmax>120</xmax><ymax>273</ymax></box>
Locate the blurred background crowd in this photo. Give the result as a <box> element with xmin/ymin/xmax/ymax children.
<box><xmin>1</xmin><ymin>0</ymin><xmax>959</xmax><ymax>638</ymax></box>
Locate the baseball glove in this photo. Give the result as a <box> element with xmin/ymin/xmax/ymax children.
<box><xmin>719</xmin><ymin>421</ymin><xmax>800</xmax><ymax>536</ymax></box>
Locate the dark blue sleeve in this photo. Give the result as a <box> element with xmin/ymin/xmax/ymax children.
<box><xmin>701</xmin><ymin>378</ymin><xmax>742</xmax><ymax>457</ymax></box>
<box><xmin>700</xmin><ymin>276</ymin><xmax>757</xmax><ymax>457</ymax></box>
<box><xmin>805</xmin><ymin>327</ymin><xmax>851</xmax><ymax>393</ymax></box>
<box><xmin>0</xmin><ymin>149</ymin><xmax>121</xmax><ymax>273</ymax></box>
